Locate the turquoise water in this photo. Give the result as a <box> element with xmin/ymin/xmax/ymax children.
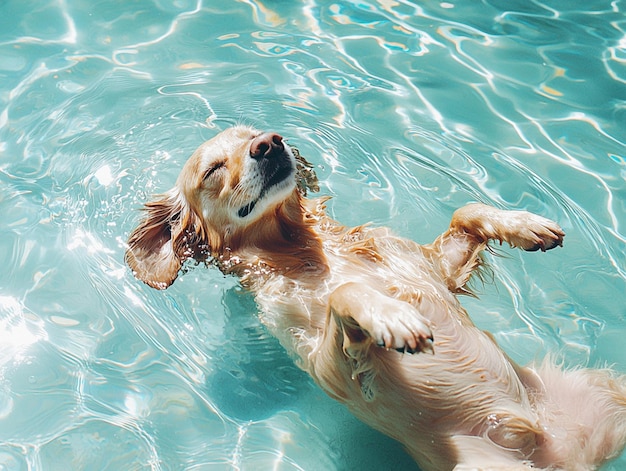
<box><xmin>1</xmin><ymin>0</ymin><xmax>625</xmax><ymax>469</ymax></box>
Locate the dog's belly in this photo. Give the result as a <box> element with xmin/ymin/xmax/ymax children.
<box><xmin>253</xmin><ymin>231</ymin><xmax>537</xmax><ymax>468</ymax></box>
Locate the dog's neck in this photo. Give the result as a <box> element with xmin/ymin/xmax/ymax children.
<box><xmin>214</xmin><ymin>192</ymin><xmax>330</xmax><ymax>285</ymax></box>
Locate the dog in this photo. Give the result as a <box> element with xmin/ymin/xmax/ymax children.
<box><xmin>126</xmin><ymin>125</ymin><xmax>626</xmax><ymax>470</ymax></box>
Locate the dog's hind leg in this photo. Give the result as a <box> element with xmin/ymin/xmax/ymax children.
<box><xmin>425</xmin><ymin>203</ymin><xmax>564</xmax><ymax>293</ymax></box>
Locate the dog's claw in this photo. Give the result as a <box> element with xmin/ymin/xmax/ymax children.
<box><xmin>370</xmin><ymin>304</ymin><xmax>434</xmax><ymax>355</ymax></box>
<box><xmin>395</xmin><ymin>335</ymin><xmax>435</xmax><ymax>355</ymax></box>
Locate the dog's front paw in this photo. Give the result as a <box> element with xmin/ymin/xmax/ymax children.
<box><xmin>370</xmin><ymin>301</ymin><xmax>434</xmax><ymax>354</ymax></box>
<box><xmin>505</xmin><ymin>212</ymin><xmax>565</xmax><ymax>252</ymax></box>
<box><xmin>330</xmin><ymin>283</ymin><xmax>434</xmax><ymax>355</ymax></box>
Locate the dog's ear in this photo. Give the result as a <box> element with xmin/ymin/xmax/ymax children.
<box><xmin>125</xmin><ymin>189</ymin><xmax>206</xmax><ymax>290</ymax></box>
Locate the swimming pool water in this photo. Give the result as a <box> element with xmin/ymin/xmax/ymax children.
<box><xmin>1</xmin><ymin>0</ymin><xmax>625</xmax><ymax>469</ymax></box>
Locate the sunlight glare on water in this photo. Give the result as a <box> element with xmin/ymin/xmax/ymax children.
<box><xmin>0</xmin><ymin>0</ymin><xmax>625</xmax><ymax>469</ymax></box>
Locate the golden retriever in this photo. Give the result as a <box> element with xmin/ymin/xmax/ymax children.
<box><xmin>126</xmin><ymin>125</ymin><xmax>626</xmax><ymax>470</ymax></box>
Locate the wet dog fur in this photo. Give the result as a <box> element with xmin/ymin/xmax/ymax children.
<box><xmin>126</xmin><ymin>125</ymin><xmax>626</xmax><ymax>470</ymax></box>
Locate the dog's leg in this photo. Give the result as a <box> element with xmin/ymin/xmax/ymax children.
<box><xmin>328</xmin><ymin>282</ymin><xmax>433</xmax><ymax>355</ymax></box>
<box><xmin>449</xmin><ymin>203</ymin><xmax>564</xmax><ymax>252</ymax></box>
<box><xmin>314</xmin><ymin>282</ymin><xmax>433</xmax><ymax>401</ymax></box>
<box><xmin>427</xmin><ymin>203</ymin><xmax>564</xmax><ymax>292</ymax></box>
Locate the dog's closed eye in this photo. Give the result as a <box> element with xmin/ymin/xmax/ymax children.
<box><xmin>202</xmin><ymin>161</ymin><xmax>226</xmax><ymax>182</ymax></box>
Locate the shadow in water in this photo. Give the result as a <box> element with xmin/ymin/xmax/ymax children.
<box><xmin>206</xmin><ymin>286</ymin><xmax>311</xmax><ymax>421</ymax></box>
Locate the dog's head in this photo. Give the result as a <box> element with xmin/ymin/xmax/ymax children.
<box><xmin>126</xmin><ymin>125</ymin><xmax>303</xmax><ymax>289</ymax></box>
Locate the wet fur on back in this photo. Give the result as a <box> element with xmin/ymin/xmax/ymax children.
<box><xmin>126</xmin><ymin>126</ymin><xmax>626</xmax><ymax>470</ymax></box>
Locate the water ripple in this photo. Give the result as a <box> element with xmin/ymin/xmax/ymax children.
<box><xmin>1</xmin><ymin>0</ymin><xmax>625</xmax><ymax>469</ymax></box>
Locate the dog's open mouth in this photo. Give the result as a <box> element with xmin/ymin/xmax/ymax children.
<box><xmin>237</xmin><ymin>163</ymin><xmax>295</xmax><ymax>218</ymax></box>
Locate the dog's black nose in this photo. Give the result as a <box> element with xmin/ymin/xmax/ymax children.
<box><xmin>250</xmin><ymin>132</ymin><xmax>284</xmax><ymax>160</ymax></box>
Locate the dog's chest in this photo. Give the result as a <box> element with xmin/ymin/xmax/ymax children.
<box><xmin>253</xmin><ymin>230</ymin><xmax>456</xmax><ymax>355</ymax></box>
<box><xmin>324</xmin><ymin>229</ymin><xmax>454</xmax><ymax>305</ymax></box>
